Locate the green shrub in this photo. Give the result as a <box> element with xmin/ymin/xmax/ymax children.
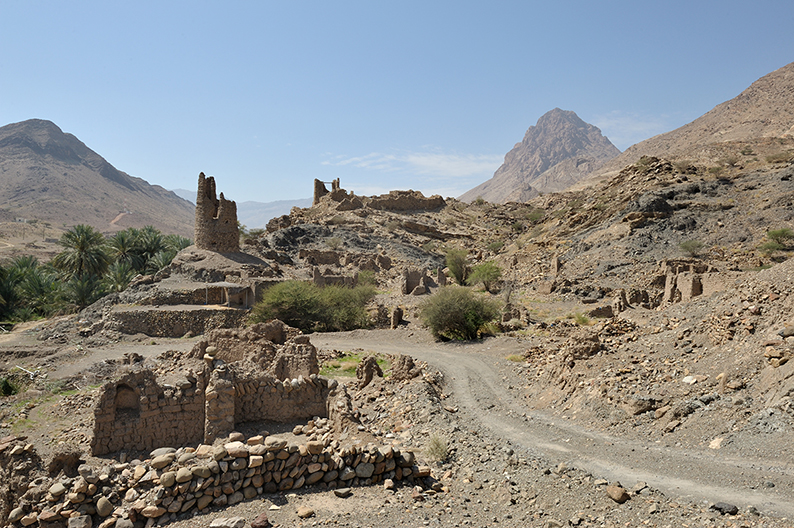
<box><xmin>326</xmin><ymin>236</ymin><xmax>343</xmax><ymax>250</ymax></box>
<box><xmin>511</xmin><ymin>221</ymin><xmax>524</xmax><ymax>232</ymax></box>
<box><xmin>767</xmin><ymin>228</ymin><xmax>794</xmax><ymax>245</ymax></box>
<box><xmin>445</xmin><ymin>249</ymin><xmax>469</xmax><ymax>285</ymax></box>
<box><xmin>766</xmin><ymin>152</ymin><xmax>792</xmax><ymax>164</ymax></box>
<box><xmin>759</xmin><ymin>241</ymin><xmax>784</xmax><ymax>256</ymax></box>
<box><xmin>250</xmin><ymin>281</ymin><xmax>375</xmax><ymax>333</ymax></box>
<box><xmin>357</xmin><ymin>270</ymin><xmax>376</xmax><ymax>287</ymax></box>
<box><xmin>525</xmin><ymin>209</ymin><xmax>545</xmax><ymax>223</ymax></box>
<box><xmin>473</xmin><ymin>196</ymin><xmax>486</xmax><ymax>206</ymax></box>
<box><xmin>740</xmin><ymin>146</ymin><xmax>754</xmax><ymax>155</ymax></box>
<box><xmin>0</xmin><ymin>377</ymin><xmax>20</xmax><ymax>397</ymax></box>
<box><xmin>486</xmin><ymin>241</ymin><xmax>504</xmax><ymax>252</ymax></box>
<box><xmin>679</xmin><ymin>240</ymin><xmax>705</xmax><ymax>257</ymax></box>
<box><xmin>419</xmin><ymin>286</ymin><xmax>501</xmax><ymax>341</ymax></box>
<box><xmin>467</xmin><ymin>261</ymin><xmax>502</xmax><ymax>293</ymax></box>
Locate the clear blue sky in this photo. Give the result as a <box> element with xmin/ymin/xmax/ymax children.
<box><xmin>2</xmin><ymin>1</ymin><xmax>792</xmax><ymax>204</ymax></box>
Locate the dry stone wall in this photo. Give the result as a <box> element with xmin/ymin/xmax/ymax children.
<box><xmin>103</xmin><ymin>307</ymin><xmax>247</xmax><ymax>338</ymax></box>
<box><xmin>5</xmin><ymin>433</ymin><xmax>426</xmax><ymax>528</ymax></box>
<box><xmin>92</xmin><ymin>370</ymin><xmax>206</xmax><ymax>456</ymax></box>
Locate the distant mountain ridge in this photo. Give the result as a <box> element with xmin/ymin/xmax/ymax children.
<box><xmin>593</xmin><ymin>61</ymin><xmax>794</xmax><ymax>177</ymax></box>
<box><xmin>171</xmin><ymin>188</ymin><xmax>310</xmax><ymax>228</ymax></box>
<box><xmin>0</xmin><ymin>119</ymin><xmax>194</xmax><ymax>238</ymax></box>
<box><xmin>460</xmin><ymin>108</ymin><xmax>620</xmax><ymax>203</ymax></box>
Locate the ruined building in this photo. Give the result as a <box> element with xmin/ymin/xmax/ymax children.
<box><xmin>195</xmin><ymin>172</ymin><xmax>239</xmax><ymax>253</ymax></box>
<box><xmin>313</xmin><ymin>178</ymin><xmax>340</xmax><ymax>205</ymax></box>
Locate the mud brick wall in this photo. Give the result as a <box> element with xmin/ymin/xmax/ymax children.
<box><xmin>92</xmin><ymin>371</ymin><xmax>205</xmax><ymax>456</ymax></box>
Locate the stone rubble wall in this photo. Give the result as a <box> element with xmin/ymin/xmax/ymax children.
<box><xmin>103</xmin><ymin>307</ymin><xmax>247</xmax><ymax>338</ymax></box>
<box><xmin>92</xmin><ymin>370</ymin><xmax>206</xmax><ymax>456</ymax></box>
<box><xmin>195</xmin><ymin>173</ymin><xmax>240</xmax><ymax>253</ymax></box>
<box><xmin>5</xmin><ymin>434</ymin><xmax>427</xmax><ymax>528</ymax></box>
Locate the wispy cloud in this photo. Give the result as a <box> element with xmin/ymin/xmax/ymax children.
<box><xmin>592</xmin><ymin>111</ymin><xmax>675</xmax><ymax>151</ymax></box>
<box><xmin>322</xmin><ymin>149</ymin><xmax>503</xmax><ymax>178</ymax></box>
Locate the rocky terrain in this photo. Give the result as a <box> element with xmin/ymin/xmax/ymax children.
<box><xmin>1</xmin><ymin>63</ymin><xmax>794</xmax><ymax>528</ymax></box>
<box><xmin>460</xmin><ymin>108</ymin><xmax>620</xmax><ymax>203</ymax></box>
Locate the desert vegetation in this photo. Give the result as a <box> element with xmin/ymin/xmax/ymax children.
<box><xmin>249</xmin><ymin>280</ymin><xmax>376</xmax><ymax>333</ymax></box>
<box><xmin>419</xmin><ymin>285</ymin><xmax>501</xmax><ymax>340</ymax></box>
<box><xmin>0</xmin><ymin>224</ymin><xmax>190</xmax><ymax>322</ymax></box>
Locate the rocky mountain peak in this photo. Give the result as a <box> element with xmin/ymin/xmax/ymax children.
<box><xmin>460</xmin><ymin>108</ymin><xmax>620</xmax><ymax>204</ymax></box>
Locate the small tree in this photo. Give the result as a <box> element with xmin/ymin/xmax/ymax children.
<box><xmin>679</xmin><ymin>240</ymin><xmax>704</xmax><ymax>258</ymax></box>
<box><xmin>467</xmin><ymin>261</ymin><xmax>502</xmax><ymax>293</ymax></box>
<box><xmin>445</xmin><ymin>249</ymin><xmax>469</xmax><ymax>285</ymax></box>
<box><xmin>767</xmin><ymin>228</ymin><xmax>794</xmax><ymax>246</ymax></box>
<box><xmin>419</xmin><ymin>286</ymin><xmax>501</xmax><ymax>341</ymax></box>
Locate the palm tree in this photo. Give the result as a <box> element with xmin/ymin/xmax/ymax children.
<box><xmin>52</xmin><ymin>224</ymin><xmax>111</xmax><ymax>279</ymax></box>
<box><xmin>103</xmin><ymin>261</ymin><xmax>135</xmax><ymax>293</ymax></box>
<box><xmin>108</xmin><ymin>230</ymin><xmax>144</xmax><ymax>272</ymax></box>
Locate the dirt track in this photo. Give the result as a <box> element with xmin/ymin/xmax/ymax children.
<box><xmin>313</xmin><ymin>329</ymin><xmax>794</xmax><ymax>518</ymax></box>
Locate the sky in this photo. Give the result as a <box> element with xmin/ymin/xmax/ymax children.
<box><xmin>1</xmin><ymin>1</ymin><xmax>793</xmax><ymax>205</ymax></box>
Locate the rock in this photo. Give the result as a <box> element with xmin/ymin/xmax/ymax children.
<box><xmin>116</xmin><ymin>519</ymin><xmax>134</xmax><ymax>528</ymax></box>
<box><xmin>334</xmin><ymin>487</ymin><xmax>352</xmax><ymax>498</ymax></box>
<box><xmin>151</xmin><ymin>454</ymin><xmax>175</xmax><ymax>469</ymax></box>
<box><xmin>20</xmin><ymin>512</ymin><xmax>38</xmax><ymax>527</ymax></box>
<box><xmin>176</xmin><ymin>467</ymin><xmax>193</xmax><ymax>483</ymax></box>
<box><xmin>141</xmin><ymin>505</ymin><xmax>166</xmax><ymax>518</ymax></box>
<box><xmin>67</xmin><ymin>515</ymin><xmax>93</xmax><ymax>528</ymax></box>
<box><xmin>78</xmin><ymin>464</ymin><xmax>99</xmax><ymax>484</ymax></box>
<box><xmin>297</xmin><ymin>506</ymin><xmax>315</xmax><ymax>518</ymax></box>
<box><xmin>384</xmin><ymin>478</ymin><xmax>395</xmax><ymax>490</ymax></box>
<box><xmin>8</xmin><ymin>507</ymin><xmax>25</xmax><ymax>523</ymax></box>
<box><xmin>228</xmin><ymin>431</ymin><xmax>245</xmax><ymax>442</ymax></box>
<box><xmin>779</xmin><ymin>326</ymin><xmax>794</xmax><ymax>338</ymax></box>
<box><xmin>191</xmin><ymin>465</ymin><xmax>212</xmax><ymax>478</ymax></box>
<box><xmin>149</xmin><ymin>447</ymin><xmax>176</xmax><ymax>458</ymax></box>
<box><xmin>339</xmin><ymin>467</ymin><xmax>356</xmax><ymax>481</ymax></box>
<box><xmin>225</xmin><ymin>441</ymin><xmax>249</xmax><ymax>457</ymax></box>
<box><xmin>38</xmin><ymin>510</ymin><xmax>62</xmax><ymax>523</ymax></box>
<box><xmin>411</xmin><ymin>486</ymin><xmax>425</xmax><ymax>501</ymax></box>
<box><xmin>251</xmin><ymin>512</ymin><xmax>271</xmax><ymax>528</ymax></box>
<box><xmin>212</xmin><ymin>445</ymin><xmax>228</xmax><ymax>460</ymax></box>
<box><xmin>306</xmin><ymin>441</ymin><xmax>324</xmax><ymax>455</ymax></box>
<box><xmin>606</xmin><ymin>483</ymin><xmax>630</xmax><ymax>503</ymax></box>
<box><xmin>355</xmin><ymin>462</ymin><xmax>375</xmax><ymax>478</ymax></box>
<box><xmin>96</xmin><ymin>496</ymin><xmax>113</xmax><ymax>517</ymax></box>
<box><xmin>197</xmin><ymin>494</ymin><xmax>214</xmax><ymax>510</ymax></box>
<box><xmin>210</xmin><ymin>517</ymin><xmax>246</xmax><ymax>528</ymax></box>
<box><xmin>710</xmin><ymin>502</ymin><xmax>739</xmax><ymax>515</ymax></box>
<box><xmin>49</xmin><ymin>482</ymin><xmax>67</xmax><ymax>497</ymax></box>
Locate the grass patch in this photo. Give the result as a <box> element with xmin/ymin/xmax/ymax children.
<box><xmin>320</xmin><ymin>351</ymin><xmax>391</xmax><ymax>378</ymax></box>
<box><xmin>506</xmin><ymin>354</ymin><xmax>524</xmax><ymax>362</ymax></box>
<box><xmin>425</xmin><ymin>434</ymin><xmax>449</xmax><ymax>462</ymax></box>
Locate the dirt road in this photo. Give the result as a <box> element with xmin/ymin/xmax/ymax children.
<box><xmin>313</xmin><ymin>329</ymin><xmax>794</xmax><ymax>518</ymax></box>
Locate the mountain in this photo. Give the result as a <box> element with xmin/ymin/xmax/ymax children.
<box><xmin>594</xmin><ymin>61</ymin><xmax>794</xmax><ymax>176</ymax></box>
<box><xmin>459</xmin><ymin>108</ymin><xmax>620</xmax><ymax>203</ymax></box>
<box><xmin>0</xmin><ymin>119</ymin><xmax>194</xmax><ymax>238</ymax></box>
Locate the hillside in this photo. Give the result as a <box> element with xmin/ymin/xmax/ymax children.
<box><xmin>594</xmin><ymin>61</ymin><xmax>794</xmax><ymax>177</ymax></box>
<box><xmin>0</xmin><ymin>119</ymin><xmax>195</xmax><ymax>238</ymax></box>
<box><xmin>460</xmin><ymin>108</ymin><xmax>620</xmax><ymax>203</ymax></box>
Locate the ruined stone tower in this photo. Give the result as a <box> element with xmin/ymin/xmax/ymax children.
<box><xmin>312</xmin><ymin>178</ymin><xmax>341</xmax><ymax>206</ymax></box>
<box><xmin>195</xmin><ymin>172</ymin><xmax>239</xmax><ymax>253</ymax></box>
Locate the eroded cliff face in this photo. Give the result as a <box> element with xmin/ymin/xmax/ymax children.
<box><xmin>460</xmin><ymin>108</ymin><xmax>620</xmax><ymax>203</ymax></box>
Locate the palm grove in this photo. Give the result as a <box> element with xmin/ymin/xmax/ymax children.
<box><xmin>0</xmin><ymin>225</ymin><xmax>191</xmax><ymax>323</ymax></box>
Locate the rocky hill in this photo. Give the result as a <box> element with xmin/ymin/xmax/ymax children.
<box><xmin>460</xmin><ymin>108</ymin><xmax>620</xmax><ymax>203</ymax></box>
<box><xmin>593</xmin><ymin>61</ymin><xmax>794</xmax><ymax>178</ymax></box>
<box><xmin>0</xmin><ymin>119</ymin><xmax>195</xmax><ymax>238</ymax></box>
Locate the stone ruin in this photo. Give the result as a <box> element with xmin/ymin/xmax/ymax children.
<box><xmin>90</xmin><ymin>321</ymin><xmax>345</xmax><ymax>455</ymax></box>
<box><xmin>195</xmin><ymin>173</ymin><xmax>239</xmax><ymax>253</ymax></box>
<box><xmin>313</xmin><ymin>178</ymin><xmax>340</xmax><ymax>206</ymax></box>
<box><xmin>0</xmin><ymin>322</ymin><xmax>431</xmax><ymax>528</ymax></box>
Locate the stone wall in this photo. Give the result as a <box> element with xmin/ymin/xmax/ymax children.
<box><xmin>92</xmin><ymin>370</ymin><xmax>206</xmax><ymax>456</ymax></box>
<box><xmin>8</xmin><ymin>433</ymin><xmax>426</xmax><ymax>528</ymax></box>
<box><xmin>103</xmin><ymin>306</ymin><xmax>248</xmax><ymax>338</ymax></box>
<box><xmin>195</xmin><ymin>173</ymin><xmax>240</xmax><ymax>253</ymax></box>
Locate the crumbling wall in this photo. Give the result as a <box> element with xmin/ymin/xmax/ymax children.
<box><xmin>195</xmin><ymin>172</ymin><xmax>240</xmax><ymax>253</ymax></box>
<box><xmin>313</xmin><ymin>178</ymin><xmax>340</xmax><ymax>206</ymax></box>
<box><xmin>103</xmin><ymin>306</ymin><xmax>247</xmax><ymax>337</ymax></box>
<box><xmin>367</xmin><ymin>190</ymin><xmax>446</xmax><ymax>212</ymax></box>
<box><xmin>92</xmin><ymin>370</ymin><xmax>205</xmax><ymax>456</ymax></box>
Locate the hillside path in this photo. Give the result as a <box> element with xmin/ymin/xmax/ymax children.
<box><xmin>312</xmin><ymin>329</ymin><xmax>794</xmax><ymax>518</ymax></box>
